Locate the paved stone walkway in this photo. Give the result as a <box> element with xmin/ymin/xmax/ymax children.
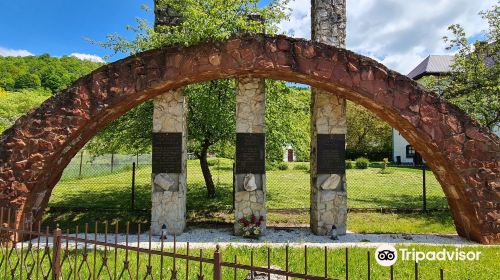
<box><xmin>19</xmin><ymin>227</ymin><xmax>489</xmax><ymax>249</ymax></box>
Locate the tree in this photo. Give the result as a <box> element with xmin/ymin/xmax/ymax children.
<box><xmin>92</xmin><ymin>0</ymin><xmax>289</xmax><ymax>197</ymax></box>
<box><xmin>442</xmin><ymin>2</ymin><xmax>499</xmax><ymax>130</ymax></box>
<box><xmin>265</xmin><ymin>83</ymin><xmax>310</xmax><ymax>163</ymax></box>
<box><xmin>0</xmin><ymin>89</ymin><xmax>51</xmax><ymax>133</ymax></box>
<box><xmin>14</xmin><ymin>73</ymin><xmax>41</xmax><ymax>89</ymax></box>
<box><xmin>187</xmin><ymin>80</ymin><xmax>235</xmax><ymax>197</ymax></box>
<box><xmin>346</xmin><ymin>102</ymin><xmax>392</xmax><ymax>160</ymax></box>
<box><xmin>0</xmin><ymin>55</ymin><xmax>102</xmax><ymax>94</ymax></box>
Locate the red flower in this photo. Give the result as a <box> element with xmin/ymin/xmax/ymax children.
<box><xmin>251</xmin><ymin>215</ymin><xmax>256</xmax><ymax>223</ymax></box>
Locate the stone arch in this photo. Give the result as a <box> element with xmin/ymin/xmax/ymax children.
<box><xmin>0</xmin><ymin>35</ymin><xmax>498</xmax><ymax>244</ymax></box>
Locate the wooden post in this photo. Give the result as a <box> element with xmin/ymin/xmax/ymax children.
<box><xmin>213</xmin><ymin>245</ymin><xmax>222</xmax><ymax>280</ymax></box>
<box><xmin>52</xmin><ymin>227</ymin><xmax>62</xmax><ymax>280</ymax></box>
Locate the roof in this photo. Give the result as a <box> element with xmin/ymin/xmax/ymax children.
<box><xmin>407</xmin><ymin>55</ymin><xmax>454</xmax><ymax>79</ymax></box>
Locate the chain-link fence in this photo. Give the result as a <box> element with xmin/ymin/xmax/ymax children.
<box><xmin>49</xmin><ymin>153</ymin><xmax>448</xmax><ymax>212</ymax></box>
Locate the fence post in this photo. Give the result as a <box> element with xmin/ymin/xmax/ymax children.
<box><xmin>213</xmin><ymin>245</ymin><xmax>222</xmax><ymax>280</ymax></box>
<box><xmin>79</xmin><ymin>151</ymin><xmax>84</xmax><ymax>178</ymax></box>
<box><xmin>131</xmin><ymin>162</ymin><xmax>136</xmax><ymax>210</ymax></box>
<box><xmin>111</xmin><ymin>153</ymin><xmax>115</xmax><ymax>173</ymax></box>
<box><xmin>232</xmin><ymin>162</ymin><xmax>236</xmax><ymax>211</ymax></box>
<box><xmin>52</xmin><ymin>227</ymin><xmax>62</xmax><ymax>280</ymax></box>
<box><xmin>422</xmin><ymin>163</ymin><xmax>427</xmax><ymax>212</ymax></box>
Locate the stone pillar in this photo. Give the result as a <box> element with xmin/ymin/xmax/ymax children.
<box><xmin>234</xmin><ymin>77</ymin><xmax>266</xmax><ymax>234</ymax></box>
<box><xmin>151</xmin><ymin>2</ymin><xmax>186</xmax><ymax>236</ymax></box>
<box><xmin>151</xmin><ymin>89</ymin><xmax>187</xmax><ymax>235</ymax></box>
<box><xmin>310</xmin><ymin>0</ymin><xmax>348</xmax><ymax>236</ymax></box>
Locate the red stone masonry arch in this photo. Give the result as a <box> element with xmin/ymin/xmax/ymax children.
<box><xmin>0</xmin><ymin>35</ymin><xmax>498</xmax><ymax>244</ymax></box>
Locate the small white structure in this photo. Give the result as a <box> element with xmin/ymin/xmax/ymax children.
<box><xmin>283</xmin><ymin>144</ymin><xmax>296</xmax><ymax>162</ymax></box>
<box><xmin>392</xmin><ymin>129</ymin><xmax>418</xmax><ymax>164</ymax></box>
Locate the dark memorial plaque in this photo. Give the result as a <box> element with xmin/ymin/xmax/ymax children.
<box><xmin>152</xmin><ymin>132</ymin><xmax>182</xmax><ymax>174</ymax></box>
<box><xmin>317</xmin><ymin>134</ymin><xmax>345</xmax><ymax>174</ymax></box>
<box><xmin>236</xmin><ymin>133</ymin><xmax>265</xmax><ymax>174</ymax></box>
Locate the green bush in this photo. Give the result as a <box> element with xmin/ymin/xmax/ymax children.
<box><xmin>265</xmin><ymin>163</ymin><xmax>277</xmax><ymax>171</ymax></box>
<box><xmin>207</xmin><ymin>158</ymin><xmax>219</xmax><ymax>166</ymax></box>
<box><xmin>293</xmin><ymin>163</ymin><xmax>309</xmax><ymax>171</ymax></box>
<box><xmin>277</xmin><ymin>162</ymin><xmax>289</xmax><ymax>170</ymax></box>
<box><xmin>345</xmin><ymin>160</ymin><xmax>353</xmax><ymax>169</ymax></box>
<box><xmin>355</xmin><ymin>157</ymin><xmax>370</xmax><ymax>169</ymax></box>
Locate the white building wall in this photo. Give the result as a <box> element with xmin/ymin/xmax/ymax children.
<box><xmin>392</xmin><ymin>129</ymin><xmax>414</xmax><ymax>164</ymax></box>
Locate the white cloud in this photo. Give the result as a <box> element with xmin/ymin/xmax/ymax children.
<box><xmin>70</xmin><ymin>53</ymin><xmax>105</xmax><ymax>63</ymax></box>
<box><xmin>0</xmin><ymin>47</ymin><xmax>33</xmax><ymax>57</ymax></box>
<box><xmin>278</xmin><ymin>0</ymin><xmax>496</xmax><ymax>74</ymax></box>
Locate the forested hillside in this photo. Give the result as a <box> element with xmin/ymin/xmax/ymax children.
<box><xmin>0</xmin><ymin>55</ymin><xmax>102</xmax><ymax>94</ymax></box>
<box><xmin>0</xmin><ymin>55</ymin><xmax>102</xmax><ymax>133</ymax></box>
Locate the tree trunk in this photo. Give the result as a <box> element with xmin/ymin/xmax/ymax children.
<box><xmin>199</xmin><ymin>141</ymin><xmax>216</xmax><ymax>198</ymax></box>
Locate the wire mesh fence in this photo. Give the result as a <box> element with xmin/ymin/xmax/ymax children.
<box><xmin>49</xmin><ymin>153</ymin><xmax>449</xmax><ymax>212</ymax></box>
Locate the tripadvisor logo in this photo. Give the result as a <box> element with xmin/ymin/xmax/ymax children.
<box><xmin>375</xmin><ymin>244</ymin><xmax>398</xmax><ymax>266</ymax></box>
<box><xmin>375</xmin><ymin>245</ymin><xmax>482</xmax><ymax>266</ymax></box>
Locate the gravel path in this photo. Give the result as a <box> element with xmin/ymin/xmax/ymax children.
<box><xmin>19</xmin><ymin>226</ymin><xmax>487</xmax><ymax>249</ymax></box>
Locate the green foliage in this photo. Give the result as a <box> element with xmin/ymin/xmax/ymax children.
<box><xmin>265</xmin><ymin>83</ymin><xmax>310</xmax><ymax>163</ymax></box>
<box><xmin>14</xmin><ymin>73</ymin><xmax>41</xmax><ymax>89</ymax></box>
<box><xmin>0</xmin><ymin>55</ymin><xmax>102</xmax><ymax>94</ymax></box>
<box><xmin>346</xmin><ymin>102</ymin><xmax>391</xmax><ymax>160</ymax></box>
<box><xmin>277</xmin><ymin>162</ymin><xmax>288</xmax><ymax>170</ymax></box>
<box><xmin>207</xmin><ymin>158</ymin><xmax>219</xmax><ymax>166</ymax></box>
<box><xmin>93</xmin><ymin>0</ymin><xmax>289</xmax><ymax>56</ymax></box>
<box><xmin>0</xmin><ymin>89</ymin><xmax>51</xmax><ymax>133</ymax></box>
<box><xmin>292</xmin><ymin>163</ymin><xmax>309</xmax><ymax>171</ymax></box>
<box><xmin>355</xmin><ymin>157</ymin><xmax>370</xmax><ymax>169</ymax></box>
<box><xmin>345</xmin><ymin>160</ymin><xmax>353</xmax><ymax>169</ymax></box>
<box><xmin>378</xmin><ymin>158</ymin><xmax>393</xmax><ymax>174</ymax></box>
<box><xmin>186</xmin><ymin>80</ymin><xmax>236</xmax><ymax>158</ymax></box>
<box><xmin>441</xmin><ymin>3</ymin><xmax>499</xmax><ymax>130</ymax></box>
<box><xmin>87</xmin><ymin>101</ymin><xmax>154</xmax><ymax>156</ymax></box>
<box><xmin>265</xmin><ymin>162</ymin><xmax>278</xmax><ymax>171</ymax></box>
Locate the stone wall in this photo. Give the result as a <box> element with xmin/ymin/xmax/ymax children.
<box><xmin>0</xmin><ymin>35</ymin><xmax>498</xmax><ymax>243</ymax></box>
<box><xmin>234</xmin><ymin>77</ymin><xmax>266</xmax><ymax>234</ymax></box>
<box><xmin>151</xmin><ymin>89</ymin><xmax>187</xmax><ymax>235</ymax></box>
<box><xmin>310</xmin><ymin>0</ymin><xmax>348</xmax><ymax>236</ymax></box>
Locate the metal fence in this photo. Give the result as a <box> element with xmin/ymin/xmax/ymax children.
<box><xmin>0</xmin><ymin>208</ymin><xmax>451</xmax><ymax>280</ymax></box>
<box><xmin>49</xmin><ymin>153</ymin><xmax>449</xmax><ymax>212</ymax></box>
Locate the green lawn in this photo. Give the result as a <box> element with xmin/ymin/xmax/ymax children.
<box><xmin>2</xmin><ymin>244</ymin><xmax>498</xmax><ymax>279</ymax></box>
<box><xmin>50</xmin><ymin>159</ymin><xmax>448</xmax><ymax>211</ymax></box>
<box><xmin>46</xmin><ymin>158</ymin><xmax>454</xmax><ymax>235</ymax></box>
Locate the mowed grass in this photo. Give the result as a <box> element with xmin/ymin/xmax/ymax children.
<box><xmin>50</xmin><ymin>159</ymin><xmax>448</xmax><ymax>211</ymax></box>
<box><xmin>2</xmin><ymin>244</ymin><xmax>499</xmax><ymax>279</ymax></box>
<box><xmin>46</xmin><ymin>158</ymin><xmax>455</xmax><ymax>235</ymax></box>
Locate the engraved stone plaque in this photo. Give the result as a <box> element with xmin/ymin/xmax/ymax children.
<box><xmin>152</xmin><ymin>133</ymin><xmax>182</xmax><ymax>174</ymax></box>
<box><xmin>236</xmin><ymin>133</ymin><xmax>265</xmax><ymax>174</ymax></box>
<box><xmin>317</xmin><ymin>134</ymin><xmax>345</xmax><ymax>174</ymax></box>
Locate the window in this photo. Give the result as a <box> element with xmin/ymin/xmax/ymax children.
<box><xmin>406</xmin><ymin>145</ymin><xmax>415</xmax><ymax>158</ymax></box>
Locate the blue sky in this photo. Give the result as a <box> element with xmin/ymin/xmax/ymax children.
<box><xmin>0</xmin><ymin>0</ymin><xmax>494</xmax><ymax>73</ymax></box>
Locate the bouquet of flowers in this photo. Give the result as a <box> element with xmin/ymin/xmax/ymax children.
<box><xmin>238</xmin><ymin>214</ymin><xmax>264</xmax><ymax>238</ymax></box>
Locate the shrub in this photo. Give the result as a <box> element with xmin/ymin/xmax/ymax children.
<box><xmin>355</xmin><ymin>157</ymin><xmax>370</xmax><ymax>169</ymax></box>
<box><xmin>207</xmin><ymin>158</ymin><xmax>219</xmax><ymax>166</ymax></box>
<box><xmin>266</xmin><ymin>163</ymin><xmax>278</xmax><ymax>171</ymax></box>
<box><xmin>345</xmin><ymin>160</ymin><xmax>353</xmax><ymax>169</ymax></box>
<box><xmin>293</xmin><ymin>163</ymin><xmax>309</xmax><ymax>171</ymax></box>
<box><xmin>277</xmin><ymin>162</ymin><xmax>289</xmax><ymax>170</ymax></box>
